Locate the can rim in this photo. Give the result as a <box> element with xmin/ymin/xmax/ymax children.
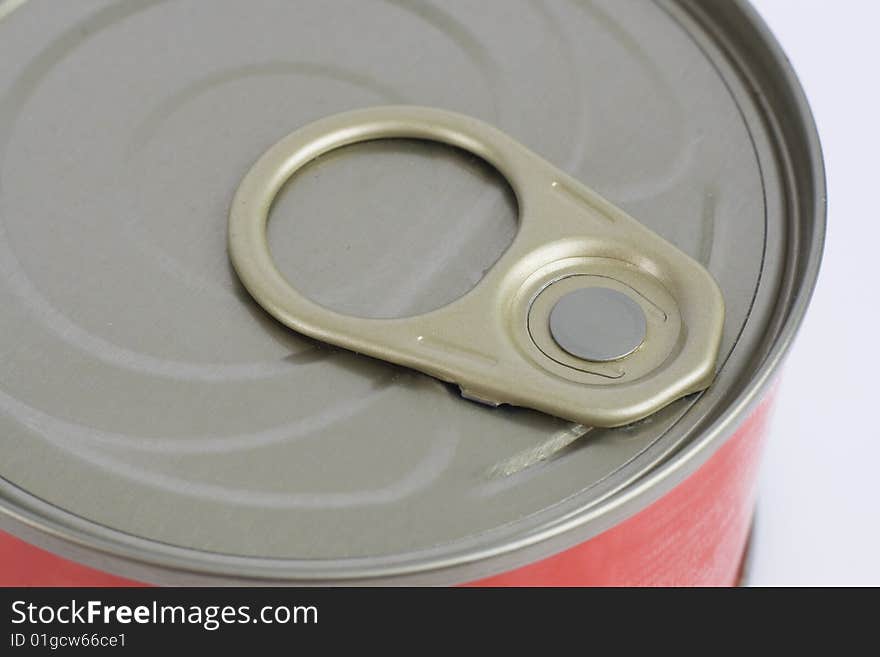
<box><xmin>0</xmin><ymin>0</ymin><xmax>826</xmax><ymax>584</ymax></box>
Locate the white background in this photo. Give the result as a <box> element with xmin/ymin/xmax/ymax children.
<box><xmin>748</xmin><ymin>0</ymin><xmax>880</xmax><ymax>585</ymax></box>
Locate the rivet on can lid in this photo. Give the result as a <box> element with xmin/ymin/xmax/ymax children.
<box><xmin>548</xmin><ymin>287</ymin><xmax>647</xmax><ymax>362</ymax></box>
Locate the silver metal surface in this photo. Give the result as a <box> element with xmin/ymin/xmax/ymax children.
<box><xmin>0</xmin><ymin>0</ymin><xmax>825</xmax><ymax>584</ymax></box>
<box><xmin>548</xmin><ymin>287</ymin><xmax>647</xmax><ymax>362</ymax></box>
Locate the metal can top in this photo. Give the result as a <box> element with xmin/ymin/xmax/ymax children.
<box><xmin>0</xmin><ymin>0</ymin><xmax>824</xmax><ymax>584</ymax></box>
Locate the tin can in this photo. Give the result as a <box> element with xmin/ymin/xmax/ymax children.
<box><xmin>0</xmin><ymin>0</ymin><xmax>824</xmax><ymax>586</ymax></box>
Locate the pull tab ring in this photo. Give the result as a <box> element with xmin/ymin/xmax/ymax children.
<box><xmin>228</xmin><ymin>106</ymin><xmax>724</xmax><ymax>427</ymax></box>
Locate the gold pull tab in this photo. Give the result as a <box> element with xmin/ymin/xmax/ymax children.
<box><xmin>228</xmin><ymin>106</ymin><xmax>724</xmax><ymax>427</ymax></box>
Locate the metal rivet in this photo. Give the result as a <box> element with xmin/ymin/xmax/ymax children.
<box><xmin>548</xmin><ymin>287</ymin><xmax>647</xmax><ymax>362</ymax></box>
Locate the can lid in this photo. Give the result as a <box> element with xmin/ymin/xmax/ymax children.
<box><xmin>0</xmin><ymin>0</ymin><xmax>824</xmax><ymax>583</ymax></box>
